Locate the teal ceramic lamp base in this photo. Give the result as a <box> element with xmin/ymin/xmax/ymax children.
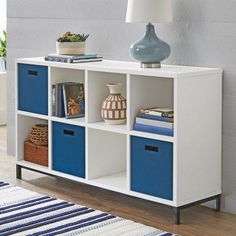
<box><xmin>130</xmin><ymin>23</ymin><xmax>170</xmax><ymax>68</ymax></box>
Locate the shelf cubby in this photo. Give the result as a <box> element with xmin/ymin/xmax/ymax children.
<box><xmin>129</xmin><ymin>74</ymin><xmax>174</xmax><ymax>133</ymax></box>
<box><xmin>87</xmin><ymin>128</ymin><xmax>127</xmax><ymax>191</ymax></box>
<box><xmin>17</xmin><ymin>115</ymin><xmax>48</xmax><ymax>164</ymax></box>
<box><xmin>49</xmin><ymin>67</ymin><xmax>86</xmax><ymax>122</ymax></box>
<box><xmin>50</xmin><ymin>67</ymin><xmax>85</xmax><ymax>85</ymax></box>
<box><xmin>87</xmin><ymin>71</ymin><xmax>127</xmax><ymax>127</ymax></box>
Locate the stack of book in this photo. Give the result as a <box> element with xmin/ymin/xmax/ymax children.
<box><xmin>134</xmin><ymin>108</ymin><xmax>174</xmax><ymax>136</ymax></box>
<box><xmin>52</xmin><ymin>82</ymin><xmax>85</xmax><ymax>119</ymax></box>
<box><xmin>45</xmin><ymin>54</ymin><xmax>102</xmax><ymax>63</ymax></box>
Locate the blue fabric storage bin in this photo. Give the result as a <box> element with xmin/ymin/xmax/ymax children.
<box><xmin>53</xmin><ymin>122</ymin><xmax>85</xmax><ymax>178</ymax></box>
<box><xmin>18</xmin><ymin>64</ymin><xmax>48</xmax><ymax>115</ymax></box>
<box><xmin>131</xmin><ymin>136</ymin><xmax>173</xmax><ymax>200</ymax></box>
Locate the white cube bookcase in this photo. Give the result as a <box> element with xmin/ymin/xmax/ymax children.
<box><xmin>16</xmin><ymin>58</ymin><xmax>222</xmax><ymax>224</ymax></box>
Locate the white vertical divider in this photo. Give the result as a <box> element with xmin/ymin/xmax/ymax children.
<box><xmin>84</xmin><ymin>70</ymin><xmax>89</xmax><ymax>124</ymax></box>
<box><xmin>173</xmin><ymin>78</ymin><xmax>178</xmax><ymax>206</ymax></box>
<box><xmin>48</xmin><ymin>66</ymin><xmax>52</xmax><ymax>170</ymax></box>
<box><xmin>15</xmin><ymin>61</ymin><xmax>19</xmax><ymax>161</ymax></box>
<box><xmin>85</xmin><ymin>70</ymin><xmax>89</xmax><ymax>180</ymax></box>
<box><xmin>126</xmin><ymin>73</ymin><xmax>131</xmax><ymax>191</ymax></box>
<box><xmin>126</xmin><ymin>74</ymin><xmax>131</xmax><ymax>131</ymax></box>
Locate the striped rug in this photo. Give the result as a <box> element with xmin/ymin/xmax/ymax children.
<box><xmin>0</xmin><ymin>182</ymin><xmax>177</xmax><ymax>236</ymax></box>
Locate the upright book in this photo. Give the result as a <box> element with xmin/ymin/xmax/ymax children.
<box><xmin>56</xmin><ymin>83</ymin><xmax>65</xmax><ymax>117</ymax></box>
<box><xmin>52</xmin><ymin>83</ymin><xmax>66</xmax><ymax>117</ymax></box>
<box><xmin>52</xmin><ymin>85</ymin><xmax>56</xmax><ymax>116</ymax></box>
<box><xmin>63</xmin><ymin>83</ymin><xmax>85</xmax><ymax>119</ymax></box>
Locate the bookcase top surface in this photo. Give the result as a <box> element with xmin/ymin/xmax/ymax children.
<box><xmin>16</xmin><ymin>58</ymin><xmax>222</xmax><ymax>78</ymax></box>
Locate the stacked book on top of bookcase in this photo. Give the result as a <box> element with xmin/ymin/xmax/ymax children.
<box><xmin>52</xmin><ymin>82</ymin><xmax>85</xmax><ymax>119</ymax></box>
<box><xmin>134</xmin><ymin>108</ymin><xmax>174</xmax><ymax>137</ymax></box>
<box><xmin>45</xmin><ymin>54</ymin><xmax>102</xmax><ymax>63</ymax></box>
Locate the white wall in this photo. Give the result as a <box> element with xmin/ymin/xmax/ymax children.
<box><xmin>0</xmin><ymin>0</ymin><xmax>6</xmax><ymax>33</ymax></box>
<box><xmin>0</xmin><ymin>0</ymin><xmax>6</xmax><ymax>124</ymax></box>
<box><xmin>0</xmin><ymin>72</ymin><xmax>6</xmax><ymax>124</ymax></box>
<box><xmin>7</xmin><ymin>0</ymin><xmax>236</xmax><ymax>214</ymax></box>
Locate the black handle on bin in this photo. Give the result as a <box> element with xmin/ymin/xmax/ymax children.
<box><xmin>63</xmin><ymin>129</ymin><xmax>75</xmax><ymax>136</ymax></box>
<box><xmin>145</xmin><ymin>145</ymin><xmax>159</xmax><ymax>152</ymax></box>
<box><xmin>28</xmin><ymin>70</ymin><xmax>38</xmax><ymax>76</ymax></box>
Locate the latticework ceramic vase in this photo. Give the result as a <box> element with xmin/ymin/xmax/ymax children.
<box><xmin>101</xmin><ymin>83</ymin><xmax>127</xmax><ymax>125</ymax></box>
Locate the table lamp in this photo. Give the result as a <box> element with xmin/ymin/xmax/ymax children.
<box><xmin>126</xmin><ymin>0</ymin><xmax>172</xmax><ymax>68</ymax></box>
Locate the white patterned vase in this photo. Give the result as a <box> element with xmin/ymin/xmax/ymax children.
<box><xmin>101</xmin><ymin>83</ymin><xmax>127</xmax><ymax>125</ymax></box>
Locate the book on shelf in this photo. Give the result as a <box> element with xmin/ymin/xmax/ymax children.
<box><xmin>137</xmin><ymin>113</ymin><xmax>173</xmax><ymax>122</ymax></box>
<box><xmin>140</xmin><ymin>107</ymin><xmax>174</xmax><ymax>118</ymax></box>
<box><xmin>52</xmin><ymin>82</ymin><xmax>85</xmax><ymax>119</ymax></box>
<box><xmin>134</xmin><ymin>123</ymin><xmax>173</xmax><ymax>137</ymax></box>
<box><xmin>133</xmin><ymin>107</ymin><xmax>174</xmax><ymax>136</ymax></box>
<box><xmin>52</xmin><ymin>85</ymin><xmax>56</xmax><ymax>116</ymax></box>
<box><xmin>135</xmin><ymin>117</ymin><xmax>174</xmax><ymax>129</ymax></box>
<box><xmin>48</xmin><ymin>53</ymin><xmax>97</xmax><ymax>59</ymax></box>
<box><xmin>63</xmin><ymin>83</ymin><xmax>85</xmax><ymax>119</ymax></box>
<box><xmin>56</xmin><ymin>83</ymin><xmax>66</xmax><ymax>118</ymax></box>
<box><xmin>45</xmin><ymin>54</ymin><xmax>103</xmax><ymax>63</ymax></box>
<box><xmin>52</xmin><ymin>83</ymin><xmax>69</xmax><ymax>117</ymax></box>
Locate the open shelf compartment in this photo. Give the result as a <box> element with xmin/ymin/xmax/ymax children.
<box><xmin>17</xmin><ymin>114</ymin><xmax>49</xmax><ymax>167</ymax></box>
<box><xmin>87</xmin><ymin>128</ymin><xmax>127</xmax><ymax>191</ymax></box>
<box><xmin>49</xmin><ymin>67</ymin><xmax>86</xmax><ymax>122</ymax></box>
<box><xmin>130</xmin><ymin>74</ymin><xmax>174</xmax><ymax>137</ymax></box>
<box><xmin>87</xmin><ymin>71</ymin><xmax>128</xmax><ymax>131</ymax></box>
<box><xmin>50</xmin><ymin>67</ymin><xmax>85</xmax><ymax>86</ymax></box>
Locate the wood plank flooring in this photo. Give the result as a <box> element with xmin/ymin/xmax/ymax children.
<box><xmin>0</xmin><ymin>126</ymin><xmax>236</xmax><ymax>236</ymax></box>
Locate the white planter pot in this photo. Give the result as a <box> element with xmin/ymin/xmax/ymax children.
<box><xmin>56</xmin><ymin>42</ymin><xmax>86</xmax><ymax>55</ymax></box>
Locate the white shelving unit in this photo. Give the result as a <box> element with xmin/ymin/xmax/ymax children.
<box><xmin>16</xmin><ymin>58</ymin><xmax>223</xmax><ymax>224</ymax></box>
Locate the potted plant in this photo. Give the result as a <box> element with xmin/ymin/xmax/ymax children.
<box><xmin>0</xmin><ymin>30</ymin><xmax>6</xmax><ymax>72</ymax></box>
<box><xmin>56</xmin><ymin>32</ymin><xmax>89</xmax><ymax>55</ymax></box>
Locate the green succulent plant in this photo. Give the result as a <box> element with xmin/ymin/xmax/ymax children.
<box><xmin>57</xmin><ymin>32</ymin><xmax>89</xmax><ymax>43</ymax></box>
<box><xmin>0</xmin><ymin>30</ymin><xmax>6</xmax><ymax>57</ymax></box>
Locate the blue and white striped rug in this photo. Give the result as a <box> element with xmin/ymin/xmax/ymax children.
<box><xmin>0</xmin><ymin>182</ymin><xmax>177</xmax><ymax>236</ymax></box>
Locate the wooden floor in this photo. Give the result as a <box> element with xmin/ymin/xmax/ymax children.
<box><xmin>0</xmin><ymin>126</ymin><xmax>236</xmax><ymax>236</ymax></box>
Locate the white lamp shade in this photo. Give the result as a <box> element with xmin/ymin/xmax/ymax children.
<box><xmin>126</xmin><ymin>0</ymin><xmax>172</xmax><ymax>23</ymax></box>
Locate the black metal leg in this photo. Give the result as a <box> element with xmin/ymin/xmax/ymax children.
<box><xmin>16</xmin><ymin>165</ymin><xmax>22</xmax><ymax>179</ymax></box>
<box><xmin>173</xmin><ymin>207</ymin><xmax>180</xmax><ymax>224</ymax></box>
<box><xmin>215</xmin><ymin>195</ymin><xmax>221</xmax><ymax>211</ymax></box>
